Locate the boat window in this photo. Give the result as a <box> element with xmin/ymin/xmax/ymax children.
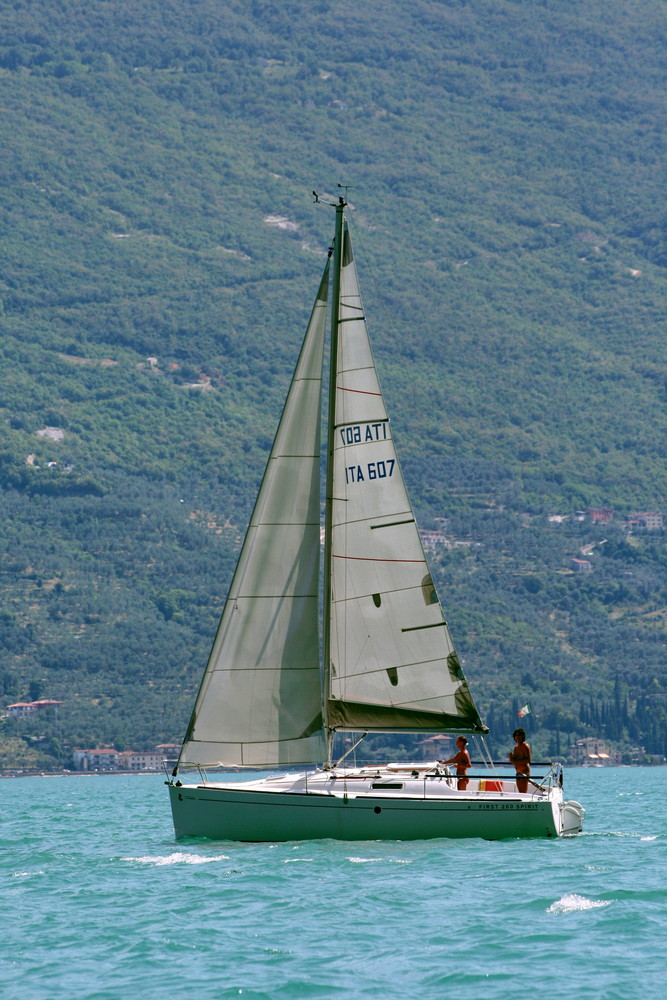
<box><xmin>371</xmin><ymin>781</ymin><xmax>404</xmax><ymax>790</ymax></box>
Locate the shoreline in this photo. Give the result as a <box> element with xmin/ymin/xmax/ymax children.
<box><xmin>0</xmin><ymin>769</ymin><xmax>168</xmax><ymax>779</ymax></box>
<box><xmin>3</xmin><ymin>761</ymin><xmax>665</xmax><ymax>779</ymax></box>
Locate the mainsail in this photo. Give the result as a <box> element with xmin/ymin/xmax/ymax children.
<box><xmin>177</xmin><ymin>263</ymin><xmax>330</xmax><ymax>768</ymax></box>
<box><xmin>324</xmin><ymin>221</ymin><xmax>485</xmax><ymax>735</ymax></box>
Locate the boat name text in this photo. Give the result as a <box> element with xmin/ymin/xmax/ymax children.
<box><xmin>472</xmin><ymin>803</ymin><xmax>540</xmax><ymax>811</ymax></box>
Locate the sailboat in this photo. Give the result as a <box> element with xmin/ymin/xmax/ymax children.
<box><xmin>167</xmin><ymin>196</ymin><xmax>584</xmax><ymax>841</ymax></box>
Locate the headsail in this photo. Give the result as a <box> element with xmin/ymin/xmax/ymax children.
<box><xmin>176</xmin><ymin>262</ymin><xmax>330</xmax><ymax>769</ymax></box>
<box><xmin>325</xmin><ymin>219</ymin><xmax>486</xmax><ymax>735</ymax></box>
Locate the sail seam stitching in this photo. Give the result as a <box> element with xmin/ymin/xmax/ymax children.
<box><xmin>336</xmin><ymin>385</ymin><xmax>382</xmax><ymax>396</ymax></box>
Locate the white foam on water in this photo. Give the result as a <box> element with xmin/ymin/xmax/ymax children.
<box><xmin>347</xmin><ymin>856</ymin><xmax>411</xmax><ymax>864</ymax></box>
<box><xmin>122</xmin><ymin>852</ymin><xmax>229</xmax><ymax>866</ymax></box>
<box><xmin>547</xmin><ymin>893</ymin><xmax>612</xmax><ymax>914</ymax></box>
<box><xmin>640</xmin><ymin>835</ymin><xmax>658</xmax><ymax>841</ymax></box>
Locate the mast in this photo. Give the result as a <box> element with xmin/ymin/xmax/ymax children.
<box><xmin>322</xmin><ymin>196</ymin><xmax>346</xmax><ymax>766</ymax></box>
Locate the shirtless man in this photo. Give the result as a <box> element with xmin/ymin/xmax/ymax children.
<box><xmin>509</xmin><ymin>728</ymin><xmax>531</xmax><ymax>793</ymax></box>
<box><xmin>440</xmin><ymin>735</ymin><xmax>471</xmax><ymax>790</ymax></box>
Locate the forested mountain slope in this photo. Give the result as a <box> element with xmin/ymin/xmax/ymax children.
<box><xmin>1</xmin><ymin>0</ymin><xmax>666</xmax><ymax>768</ymax></box>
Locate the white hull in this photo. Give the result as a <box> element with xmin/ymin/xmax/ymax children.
<box><xmin>168</xmin><ymin>765</ymin><xmax>584</xmax><ymax>842</ymax></box>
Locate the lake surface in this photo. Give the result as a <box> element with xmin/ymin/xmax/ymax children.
<box><xmin>2</xmin><ymin>767</ymin><xmax>664</xmax><ymax>999</ymax></box>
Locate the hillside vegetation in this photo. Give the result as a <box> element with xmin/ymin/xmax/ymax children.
<box><xmin>1</xmin><ymin>0</ymin><xmax>666</xmax><ymax>769</ymax></box>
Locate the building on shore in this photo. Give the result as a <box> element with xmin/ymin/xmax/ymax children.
<box><xmin>72</xmin><ymin>748</ymin><xmax>120</xmax><ymax>771</ymax></box>
<box><xmin>117</xmin><ymin>750</ymin><xmax>162</xmax><ymax>771</ymax></box>
<box><xmin>72</xmin><ymin>745</ymin><xmax>179</xmax><ymax>772</ymax></box>
<box><xmin>569</xmin><ymin>737</ymin><xmax>620</xmax><ymax>765</ymax></box>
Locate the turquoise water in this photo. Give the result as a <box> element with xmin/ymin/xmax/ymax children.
<box><xmin>2</xmin><ymin>768</ymin><xmax>664</xmax><ymax>999</ymax></box>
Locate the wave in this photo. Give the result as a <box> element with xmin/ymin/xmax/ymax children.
<box><xmin>122</xmin><ymin>852</ymin><xmax>229</xmax><ymax>866</ymax></box>
<box><xmin>346</xmin><ymin>856</ymin><xmax>411</xmax><ymax>864</ymax></box>
<box><xmin>580</xmin><ymin>829</ymin><xmax>660</xmax><ymax>840</ymax></box>
<box><xmin>547</xmin><ymin>893</ymin><xmax>613</xmax><ymax>914</ymax></box>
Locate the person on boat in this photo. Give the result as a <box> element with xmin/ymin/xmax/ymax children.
<box><xmin>509</xmin><ymin>728</ymin><xmax>531</xmax><ymax>793</ymax></box>
<box><xmin>440</xmin><ymin>736</ymin><xmax>471</xmax><ymax>790</ymax></box>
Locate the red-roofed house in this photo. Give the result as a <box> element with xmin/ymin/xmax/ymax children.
<box><xmin>6</xmin><ymin>699</ymin><xmax>62</xmax><ymax>719</ymax></box>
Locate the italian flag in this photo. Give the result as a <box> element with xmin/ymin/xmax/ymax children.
<box><xmin>518</xmin><ymin>704</ymin><xmax>531</xmax><ymax>718</ymax></box>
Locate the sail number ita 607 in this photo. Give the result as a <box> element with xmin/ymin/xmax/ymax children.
<box><xmin>344</xmin><ymin>459</ymin><xmax>395</xmax><ymax>484</ymax></box>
